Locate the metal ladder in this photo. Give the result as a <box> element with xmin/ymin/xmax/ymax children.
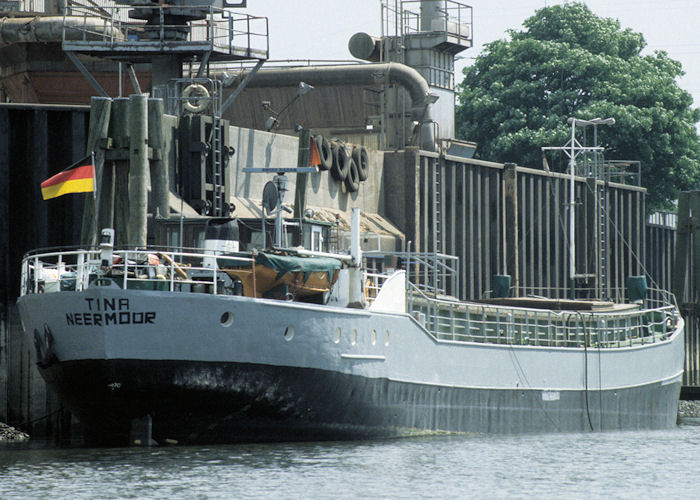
<box><xmin>598</xmin><ymin>182</ymin><xmax>608</xmax><ymax>298</ymax></box>
<box><xmin>434</xmin><ymin>157</ymin><xmax>443</xmax><ymax>253</ymax></box>
<box><xmin>211</xmin><ymin>113</ymin><xmax>225</xmax><ymax>216</ymax></box>
<box><xmin>208</xmin><ymin>78</ymin><xmax>225</xmax><ymax>217</ymax></box>
<box><xmin>328</xmin><ymin>224</ymin><xmax>340</xmax><ymax>253</ymax></box>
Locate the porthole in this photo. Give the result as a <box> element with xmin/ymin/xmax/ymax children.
<box><xmin>384</xmin><ymin>329</ymin><xmax>390</xmax><ymax>346</ymax></box>
<box><xmin>333</xmin><ymin>327</ymin><xmax>341</xmax><ymax>344</ymax></box>
<box><xmin>371</xmin><ymin>329</ymin><xmax>377</xmax><ymax>346</ymax></box>
<box><xmin>284</xmin><ymin>325</ymin><xmax>295</xmax><ymax>341</ymax></box>
<box><xmin>220</xmin><ymin>312</ymin><xmax>235</xmax><ymax>327</ymax></box>
<box><xmin>351</xmin><ymin>329</ymin><xmax>358</xmax><ymax>346</ymax></box>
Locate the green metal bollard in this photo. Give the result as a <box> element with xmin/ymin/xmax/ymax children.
<box><xmin>492</xmin><ymin>274</ymin><xmax>511</xmax><ymax>298</ymax></box>
<box><xmin>626</xmin><ymin>276</ymin><xmax>648</xmax><ymax>302</ymax></box>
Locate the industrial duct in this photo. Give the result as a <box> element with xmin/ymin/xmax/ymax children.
<box><xmin>0</xmin><ymin>16</ymin><xmax>123</xmax><ymax>46</ymax></box>
<box><xmin>223</xmin><ymin>62</ymin><xmax>437</xmax><ymax>151</ymax></box>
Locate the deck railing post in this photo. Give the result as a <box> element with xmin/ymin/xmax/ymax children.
<box><xmin>76</xmin><ymin>252</ymin><xmax>85</xmax><ymax>292</ymax></box>
<box><xmin>123</xmin><ymin>251</ymin><xmax>129</xmax><ymax>289</ymax></box>
<box><xmin>169</xmin><ymin>252</ymin><xmax>175</xmax><ymax>291</ymax></box>
<box><xmin>33</xmin><ymin>256</ymin><xmax>40</xmax><ymax>294</ymax></box>
<box><xmin>480</xmin><ymin>307</ymin><xmax>486</xmax><ymax>340</ymax></box>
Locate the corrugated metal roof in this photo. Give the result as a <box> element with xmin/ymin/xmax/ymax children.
<box><xmin>229</xmin><ymin>195</ymin><xmax>403</xmax><ymax>239</ymax></box>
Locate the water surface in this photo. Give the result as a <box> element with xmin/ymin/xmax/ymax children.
<box><xmin>1</xmin><ymin>423</ymin><xmax>699</xmax><ymax>498</ymax></box>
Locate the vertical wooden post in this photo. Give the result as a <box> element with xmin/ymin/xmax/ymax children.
<box><xmin>503</xmin><ymin>163</ymin><xmax>519</xmax><ymax>296</ymax></box>
<box><xmin>128</xmin><ymin>94</ymin><xmax>149</xmax><ymax>247</ymax></box>
<box><xmin>80</xmin><ymin>97</ymin><xmax>112</xmax><ymax>246</ymax></box>
<box><xmin>673</xmin><ymin>191</ymin><xmax>691</xmax><ymax>302</ymax></box>
<box><xmin>148</xmin><ymin>98</ymin><xmax>169</xmax><ymax>219</ymax></box>
<box><xmin>293</xmin><ymin>129</ymin><xmax>311</xmax><ymax>221</ymax></box>
<box><xmin>111</xmin><ymin>97</ymin><xmax>131</xmax><ymax>247</ymax></box>
<box><xmin>692</xmin><ymin>192</ymin><xmax>700</xmax><ymax>303</ymax></box>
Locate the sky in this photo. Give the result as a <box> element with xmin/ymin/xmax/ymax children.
<box><xmin>239</xmin><ymin>0</ymin><xmax>700</xmax><ymax>112</ymax></box>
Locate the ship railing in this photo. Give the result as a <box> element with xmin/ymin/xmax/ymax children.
<box><xmin>512</xmin><ymin>285</ymin><xmax>677</xmax><ymax>308</ymax></box>
<box><xmin>20</xmin><ymin>247</ymin><xmax>255</xmax><ymax>296</ymax></box>
<box><xmin>398</xmin><ymin>0</ymin><xmax>473</xmax><ymax>41</ymax></box>
<box><xmin>364</xmin><ymin>271</ymin><xmax>390</xmax><ymax>306</ymax></box>
<box><xmin>516</xmin><ymin>285</ymin><xmax>675</xmax><ymax>306</ymax></box>
<box><xmin>406</xmin><ymin>282</ymin><xmax>681</xmax><ymax>348</ymax></box>
<box><xmin>61</xmin><ymin>1</ymin><xmax>269</xmax><ymax>59</ymax></box>
<box><xmin>364</xmin><ymin>250</ymin><xmax>459</xmax><ymax>298</ymax></box>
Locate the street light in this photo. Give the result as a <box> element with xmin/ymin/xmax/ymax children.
<box><xmin>263</xmin><ymin>81</ymin><xmax>315</xmax><ymax>131</ymax></box>
<box><xmin>567</xmin><ymin>117</ymin><xmax>615</xmax><ymax>148</ymax></box>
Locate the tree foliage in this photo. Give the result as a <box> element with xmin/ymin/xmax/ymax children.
<box><xmin>456</xmin><ymin>2</ymin><xmax>700</xmax><ymax>210</ymax></box>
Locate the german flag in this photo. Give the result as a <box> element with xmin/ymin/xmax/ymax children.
<box><xmin>41</xmin><ymin>156</ymin><xmax>95</xmax><ymax>200</ymax></box>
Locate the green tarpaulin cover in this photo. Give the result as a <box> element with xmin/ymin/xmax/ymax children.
<box><xmin>255</xmin><ymin>252</ymin><xmax>342</xmax><ymax>281</ymax></box>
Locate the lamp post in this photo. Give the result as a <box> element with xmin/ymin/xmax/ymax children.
<box><xmin>263</xmin><ymin>81</ymin><xmax>314</xmax><ymax>131</ymax></box>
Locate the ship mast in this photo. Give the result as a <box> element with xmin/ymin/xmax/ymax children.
<box><xmin>542</xmin><ymin>117</ymin><xmax>614</xmax><ymax>298</ymax></box>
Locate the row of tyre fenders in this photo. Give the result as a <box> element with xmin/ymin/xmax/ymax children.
<box><xmin>313</xmin><ymin>135</ymin><xmax>370</xmax><ymax>193</ymax></box>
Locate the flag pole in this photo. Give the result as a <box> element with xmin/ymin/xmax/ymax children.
<box><xmin>92</xmin><ymin>151</ymin><xmax>99</xmax><ymax>244</ymax></box>
<box><xmin>92</xmin><ymin>151</ymin><xmax>97</xmax><ymax>201</ymax></box>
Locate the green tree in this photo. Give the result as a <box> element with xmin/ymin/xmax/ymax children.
<box><xmin>456</xmin><ymin>2</ymin><xmax>700</xmax><ymax>211</ymax></box>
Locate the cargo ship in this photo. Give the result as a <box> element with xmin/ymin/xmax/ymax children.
<box><xmin>12</xmin><ymin>0</ymin><xmax>685</xmax><ymax>445</ymax></box>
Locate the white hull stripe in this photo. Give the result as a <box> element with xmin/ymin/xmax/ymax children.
<box><xmin>387</xmin><ymin>369</ymin><xmax>684</xmax><ymax>393</ymax></box>
<box><xmin>341</xmin><ymin>354</ymin><xmax>387</xmax><ymax>360</ymax></box>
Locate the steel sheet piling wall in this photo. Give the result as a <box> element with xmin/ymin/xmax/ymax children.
<box><xmin>0</xmin><ymin>104</ymin><xmax>89</xmax><ymax>440</ymax></box>
<box><xmin>389</xmin><ymin>151</ymin><xmax>649</xmax><ymax>301</ymax></box>
<box><xmin>673</xmin><ymin>193</ymin><xmax>700</xmax><ymax>391</ymax></box>
<box><xmin>646</xmin><ymin>221</ymin><xmax>676</xmax><ymax>295</ymax></box>
<box><xmin>0</xmin><ymin>109</ymin><xmax>8</xmax><ymax>425</ymax></box>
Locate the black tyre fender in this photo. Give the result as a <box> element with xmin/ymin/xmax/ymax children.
<box><xmin>344</xmin><ymin>158</ymin><xmax>360</xmax><ymax>192</ymax></box>
<box><xmin>315</xmin><ymin>135</ymin><xmax>332</xmax><ymax>171</ymax></box>
<box><xmin>330</xmin><ymin>142</ymin><xmax>348</xmax><ymax>181</ymax></box>
<box><xmin>352</xmin><ymin>146</ymin><xmax>369</xmax><ymax>181</ymax></box>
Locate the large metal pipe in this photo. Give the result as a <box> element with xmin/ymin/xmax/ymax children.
<box><xmin>348</xmin><ymin>207</ymin><xmax>364</xmax><ymax>307</ymax></box>
<box><xmin>225</xmin><ymin>62</ymin><xmax>437</xmax><ymax>151</ymax></box>
<box><xmin>0</xmin><ymin>16</ymin><xmax>123</xmax><ymax>46</ymax></box>
<box><xmin>348</xmin><ymin>32</ymin><xmax>381</xmax><ymax>62</ymax></box>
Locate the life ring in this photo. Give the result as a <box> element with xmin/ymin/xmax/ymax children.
<box><xmin>315</xmin><ymin>135</ymin><xmax>333</xmax><ymax>171</ymax></box>
<box><xmin>344</xmin><ymin>157</ymin><xmax>360</xmax><ymax>192</ymax></box>
<box><xmin>352</xmin><ymin>146</ymin><xmax>369</xmax><ymax>181</ymax></box>
<box><xmin>330</xmin><ymin>142</ymin><xmax>349</xmax><ymax>181</ymax></box>
<box><xmin>182</xmin><ymin>83</ymin><xmax>210</xmax><ymax>114</ymax></box>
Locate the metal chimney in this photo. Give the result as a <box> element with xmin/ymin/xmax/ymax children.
<box><xmin>420</xmin><ymin>0</ymin><xmax>442</xmax><ymax>32</ymax></box>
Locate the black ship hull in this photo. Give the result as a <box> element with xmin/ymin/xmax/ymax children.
<box><xmin>41</xmin><ymin>358</ymin><xmax>682</xmax><ymax>446</ymax></box>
